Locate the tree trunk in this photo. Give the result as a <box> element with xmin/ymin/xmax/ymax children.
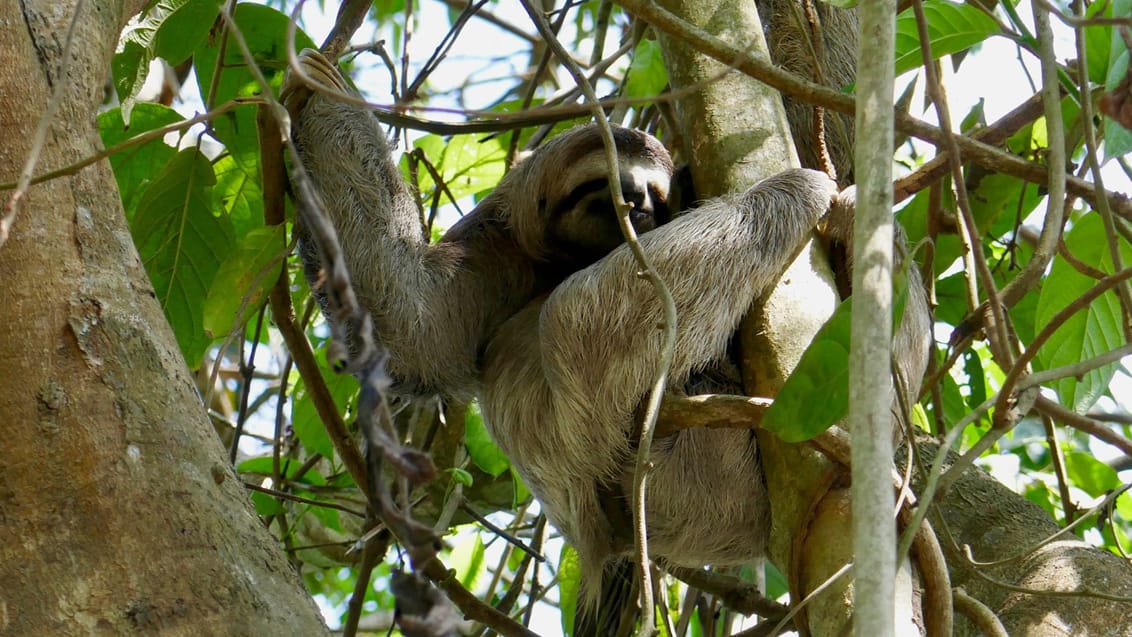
<box><xmin>0</xmin><ymin>2</ymin><xmax>329</xmax><ymax>635</ymax></box>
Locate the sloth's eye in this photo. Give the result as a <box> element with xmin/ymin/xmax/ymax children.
<box><xmin>550</xmin><ymin>179</ymin><xmax>609</xmax><ymax>221</ymax></box>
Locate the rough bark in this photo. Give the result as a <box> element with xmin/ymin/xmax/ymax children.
<box><xmin>911</xmin><ymin>441</ymin><xmax>1132</xmax><ymax>637</ymax></box>
<box><xmin>0</xmin><ymin>2</ymin><xmax>329</xmax><ymax>635</ymax></box>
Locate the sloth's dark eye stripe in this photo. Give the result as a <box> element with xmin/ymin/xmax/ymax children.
<box><xmin>548</xmin><ymin>178</ymin><xmax>609</xmax><ymax>220</ymax></box>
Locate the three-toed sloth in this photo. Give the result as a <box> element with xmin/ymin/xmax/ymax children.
<box><xmin>283</xmin><ymin>45</ymin><xmax>929</xmax><ymax>607</ymax></box>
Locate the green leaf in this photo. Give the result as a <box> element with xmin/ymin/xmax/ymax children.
<box><xmin>213</xmin><ymin>154</ymin><xmax>264</xmax><ymax>239</ymax></box>
<box><xmin>894</xmin><ymin>1</ymin><xmax>999</xmax><ymax>77</ymax></box>
<box><xmin>448</xmin><ymin>467</ymin><xmax>474</xmax><ymax>487</ymax></box>
<box><xmin>1104</xmin><ymin>4</ymin><xmax>1132</xmax><ymax>159</ymax></box>
<box><xmin>238</xmin><ymin>455</ymin><xmax>327</xmax><ymax>485</ymax></box>
<box><xmin>113</xmin><ymin>0</ymin><xmax>223</xmax><ymax>115</ymax></box>
<box><xmin>409</xmin><ymin>133</ymin><xmax>508</xmax><ymax>207</ymax></box>
<box><xmin>962</xmin><ymin>349</ymin><xmax>987</xmax><ymax>408</ymax></box>
<box><xmin>110</xmin><ymin>41</ymin><xmax>149</xmax><ymax>122</ymax></box>
<box><xmin>624</xmin><ymin>39</ymin><xmax>668</xmax><ymax>99</ymax></box>
<box><xmin>1064</xmin><ymin>451</ymin><xmax>1121</xmax><ymax>497</ymax></box>
<box><xmin>465</xmin><ymin>402</ymin><xmax>510</xmax><ymax>477</ymax></box>
<box><xmin>292</xmin><ymin>366</ymin><xmax>358</xmax><ymax>460</ymax></box>
<box><xmin>194</xmin><ymin>3</ymin><xmax>316</xmax><ymax>160</ymax></box>
<box><xmin>131</xmin><ymin>148</ymin><xmax>234</xmax><ymax>368</ymax></box>
<box><xmin>250</xmin><ymin>491</ymin><xmax>283</xmax><ymax>516</ymax></box>
<box><xmin>1034</xmin><ymin>214</ymin><xmax>1129</xmax><ymax>413</ymax></box>
<box><xmin>764</xmin><ymin>267</ymin><xmax>913</xmax><ymax>442</ymax></box>
<box><xmin>448</xmin><ymin>533</ymin><xmax>486</xmax><ymax>590</ymax></box>
<box><xmin>1083</xmin><ymin>0</ymin><xmax>1114</xmax><ymax>84</ymax></box>
<box><xmin>762</xmin><ymin>297</ymin><xmax>852</xmax><ymax>442</ymax></box>
<box><xmin>97</xmin><ymin>103</ymin><xmax>183</xmax><ymax>217</ymax></box>
<box><xmin>510</xmin><ymin>466</ymin><xmax>531</xmax><ymax>507</ymax></box>
<box><xmin>203</xmin><ymin>225</ymin><xmax>285</xmax><ymax>340</ymax></box>
<box><xmin>152</xmin><ymin>0</ymin><xmax>222</xmax><ymax>65</ymax></box>
<box><xmin>558</xmin><ymin>545</ymin><xmax>582</xmax><ymax>637</ymax></box>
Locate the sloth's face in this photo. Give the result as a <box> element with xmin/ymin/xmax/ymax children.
<box><xmin>533</xmin><ymin>125</ymin><xmax>674</xmax><ymax>267</ymax></box>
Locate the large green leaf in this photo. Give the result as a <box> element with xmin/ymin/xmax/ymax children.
<box><xmin>1104</xmin><ymin>0</ymin><xmax>1132</xmax><ymax>158</ymax></box>
<box><xmin>194</xmin><ymin>3</ymin><xmax>316</xmax><ymax>161</ymax></box>
<box><xmin>448</xmin><ymin>533</ymin><xmax>486</xmax><ymax>591</ymax></box>
<box><xmin>291</xmin><ymin>356</ymin><xmax>358</xmax><ymax>462</ymax></box>
<box><xmin>1064</xmin><ymin>451</ymin><xmax>1121</xmax><ymax>497</ymax></box>
<box><xmin>131</xmin><ymin>148</ymin><xmax>234</xmax><ymax>367</ymax></box>
<box><xmin>465</xmin><ymin>402</ymin><xmax>511</xmax><ymax>478</ymax></box>
<box><xmin>112</xmin><ymin>0</ymin><xmax>222</xmax><ymax>119</ymax></box>
<box><xmin>761</xmin><ymin>297</ymin><xmax>852</xmax><ymax>442</ymax></box>
<box><xmin>894</xmin><ymin>1</ymin><xmax>999</xmax><ymax>77</ymax></box>
<box><xmin>624</xmin><ymin>39</ymin><xmax>668</xmax><ymax>99</ymax></box>
<box><xmin>1034</xmin><ymin>214</ymin><xmax>1130</xmax><ymax>413</ymax></box>
<box><xmin>212</xmin><ymin>154</ymin><xmax>264</xmax><ymax>239</ymax></box>
<box><xmin>409</xmin><ymin>133</ymin><xmax>508</xmax><ymax>208</ymax></box>
<box><xmin>763</xmin><ymin>267</ymin><xmax>913</xmax><ymax>442</ymax></box>
<box><xmin>558</xmin><ymin>545</ymin><xmax>582</xmax><ymax>637</ymax></box>
<box><xmin>97</xmin><ymin>103</ymin><xmax>183</xmax><ymax>217</ymax></box>
<box><xmin>203</xmin><ymin>225</ymin><xmax>285</xmax><ymax>341</ymax></box>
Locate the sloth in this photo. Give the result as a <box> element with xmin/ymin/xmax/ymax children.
<box><xmin>282</xmin><ymin>44</ymin><xmax>928</xmax><ymax>622</ymax></box>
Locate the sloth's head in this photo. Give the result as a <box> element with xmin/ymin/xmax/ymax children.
<box><xmin>499</xmin><ymin>124</ymin><xmax>675</xmax><ymax>268</ymax></box>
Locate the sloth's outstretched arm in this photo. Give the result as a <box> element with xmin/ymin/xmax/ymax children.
<box><xmin>540</xmin><ymin>169</ymin><xmax>837</xmax><ymax>426</ymax></box>
<box><xmin>285</xmin><ymin>51</ymin><xmax>531</xmax><ymax>399</ymax></box>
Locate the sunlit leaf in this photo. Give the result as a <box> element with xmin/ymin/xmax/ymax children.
<box><xmin>1104</xmin><ymin>4</ymin><xmax>1132</xmax><ymax>159</ymax></box>
<box><xmin>112</xmin><ymin>0</ymin><xmax>223</xmax><ymax>117</ymax></box>
<box><xmin>1064</xmin><ymin>451</ymin><xmax>1121</xmax><ymax>497</ymax></box>
<box><xmin>624</xmin><ymin>39</ymin><xmax>668</xmax><ymax>99</ymax></box>
<box><xmin>895</xmin><ymin>1</ymin><xmax>999</xmax><ymax>77</ymax></box>
<box><xmin>410</xmin><ymin>133</ymin><xmax>508</xmax><ymax>207</ymax></box>
<box><xmin>559</xmin><ymin>545</ymin><xmax>582</xmax><ymax>637</ymax></box>
<box><xmin>448</xmin><ymin>532</ymin><xmax>486</xmax><ymax>590</ymax></box>
<box><xmin>194</xmin><ymin>4</ymin><xmax>316</xmax><ymax>160</ymax></box>
<box><xmin>213</xmin><ymin>154</ymin><xmax>265</xmax><ymax>239</ymax></box>
<box><xmin>465</xmin><ymin>402</ymin><xmax>510</xmax><ymax>477</ymax></box>
<box><xmin>1035</xmin><ymin>214</ymin><xmax>1129</xmax><ymax>413</ymax></box>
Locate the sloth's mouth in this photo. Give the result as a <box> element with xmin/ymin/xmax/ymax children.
<box><xmin>629</xmin><ymin>208</ymin><xmax>657</xmax><ymax>233</ymax></box>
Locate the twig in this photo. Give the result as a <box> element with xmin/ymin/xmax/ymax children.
<box><xmin>1071</xmin><ymin>0</ymin><xmax>1132</xmax><ymax>341</ymax></box>
<box><xmin>1035</xmin><ymin>396</ymin><xmax>1132</xmax><ymax>459</ymax></box>
<box><xmin>914</xmin><ymin>0</ymin><xmax>1014</xmax><ymax>371</ymax></box>
<box><xmin>242</xmin><ymin>482</ymin><xmax>367</xmax><ymax>518</ymax></box>
<box><xmin>615</xmin><ymin>0</ymin><xmax>1132</xmax><ymax>220</ymax></box>
<box><xmin>343</xmin><ymin>527</ymin><xmax>389</xmax><ymax>637</ymax></box>
<box><xmin>892</xmin><ymin>92</ymin><xmax>1047</xmax><ymax>203</ymax></box>
<box><xmin>0</xmin><ymin>100</ymin><xmax>244</xmax><ymax>192</ymax></box>
<box><xmin>951</xmin><ymin>588</ymin><xmax>1008</xmax><ymax>637</ymax></box>
<box><xmin>516</xmin><ymin>2</ymin><xmax>680</xmax><ymax>633</ymax></box>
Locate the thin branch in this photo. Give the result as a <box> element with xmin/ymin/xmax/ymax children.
<box><xmin>616</xmin><ymin>0</ymin><xmax>1132</xmax><ymax>220</ymax></box>
<box><xmin>1072</xmin><ymin>0</ymin><xmax>1132</xmax><ymax>340</ymax></box>
<box><xmin>0</xmin><ymin>100</ymin><xmax>245</xmax><ymax>192</ymax></box>
<box><xmin>951</xmin><ymin>588</ymin><xmax>1009</xmax><ymax>637</ymax></box>
<box><xmin>892</xmin><ymin>92</ymin><xmax>1047</xmax><ymax>203</ymax></box>
<box><xmin>517</xmin><ymin>3</ymin><xmax>679</xmax><ymax>632</ymax></box>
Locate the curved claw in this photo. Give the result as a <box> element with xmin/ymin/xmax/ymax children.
<box><xmin>280</xmin><ymin>48</ymin><xmax>352</xmax><ymax>116</ymax></box>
